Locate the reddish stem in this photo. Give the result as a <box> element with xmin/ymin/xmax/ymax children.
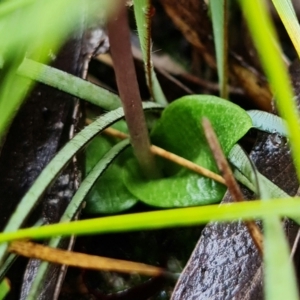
<box><xmin>107</xmin><ymin>1</ymin><xmax>160</xmax><ymax>179</ymax></box>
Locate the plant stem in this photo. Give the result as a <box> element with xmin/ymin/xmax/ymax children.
<box><xmin>202</xmin><ymin>118</ymin><xmax>263</xmax><ymax>255</ymax></box>
<box><xmin>107</xmin><ymin>1</ymin><xmax>161</xmax><ymax>179</ymax></box>
<box><xmin>100</xmin><ymin>126</ymin><xmax>226</xmax><ymax>185</ymax></box>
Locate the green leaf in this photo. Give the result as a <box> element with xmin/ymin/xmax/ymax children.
<box><xmin>124</xmin><ymin>95</ymin><xmax>252</xmax><ymax>207</ymax></box>
<box><xmin>248</xmin><ymin>110</ymin><xmax>287</xmax><ymax>136</ymax></box>
<box><xmin>0</xmin><ymin>278</ymin><xmax>10</xmax><ymax>300</ymax></box>
<box><xmin>85</xmin><ymin>131</ymin><xmax>138</xmax><ymax>214</ymax></box>
<box><xmin>209</xmin><ymin>0</ymin><xmax>229</xmax><ymax>98</ymax></box>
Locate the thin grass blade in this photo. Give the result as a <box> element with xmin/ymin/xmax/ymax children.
<box><xmin>263</xmin><ymin>215</ymin><xmax>299</xmax><ymax>300</ymax></box>
<box><xmin>271</xmin><ymin>0</ymin><xmax>300</xmax><ymax>58</ymax></box>
<box><xmin>209</xmin><ymin>0</ymin><xmax>229</xmax><ymax>99</ymax></box>
<box><xmin>16</xmin><ymin>59</ymin><xmax>121</xmax><ymax>110</ymax></box>
<box><xmin>1</xmin><ymin>199</ymin><xmax>300</xmax><ymax>244</ymax></box>
<box><xmin>0</xmin><ymin>103</ymin><xmax>161</xmax><ymax>264</ymax></box>
<box><xmin>26</xmin><ymin>139</ymin><xmax>130</xmax><ymax>299</ymax></box>
<box><xmin>239</xmin><ymin>0</ymin><xmax>300</xmax><ymax>187</ymax></box>
<box><xmin>133</xmin><ymin>0</ymin><xmax>168</xmax><ymax>105</ymax></box>
<box><xmin>229</xmin><ymin>145</ymin><xmax>289</xmax><ymax>199</ymax></box>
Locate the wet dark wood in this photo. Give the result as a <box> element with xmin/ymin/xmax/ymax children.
<box><xmin>171</xmin><ymin>59</ymin><xmax>300</xmax><ymax>300</ymax></box>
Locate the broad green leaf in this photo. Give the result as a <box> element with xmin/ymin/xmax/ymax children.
<box><xmin>124</xmin><ymin>95</ymin><xmax>252</xmax><ymax>207</ymax></box>
<box><xmin>209</xmin><ymin>0</ymin><xmax>229</xmax><ymax>98</ymax></box>
<box><xmin>0</xmin><ymin>102</ymin><xmax>162</xmax><ymax>263</ymax></box>
<box><xmin>84</xmin><ymin>122</ymin><xmax>138</xmax><ymax>214</ymax></box>
<box><xmin>1</xmin><ymin>198</ymin><xmax>300</xmax><ymax>244</ymax></box>
<box><xmin>0</xmin><ymin>278</ymin><xmax>10</xmax><ymax>300</ymax></box>
<box><xmin>271</xmin><ymin>0</ymin><xmax>300</xmax><ymax>58</ymax></box>
<box><xmin>27</xmin><ymin>139</ymin><xmax>131</xmax><ymax>300</ymax></box>
<box><xmin>133</xmin><ymin>0</ymin><xmax>168</xmax><ymax>105</ymax></box>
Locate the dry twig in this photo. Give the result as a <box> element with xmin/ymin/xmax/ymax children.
<box><xmin>102</xmin><ymin>126</ymin><xmax>226</xmax><ymax>185</ymax></box>
<box><xmin>202</xmin><ymin>118</ymin><xmax>263</xmax><ymax>255</ymax></box>
<box><xmin>9</xmin><ymin>241</ymin><xmax>169</xmax><ymax>277</ymax></box>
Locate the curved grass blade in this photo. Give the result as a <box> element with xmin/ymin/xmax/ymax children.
<box><xmin>209</xmin><ymin>0</ymin><xmax>229</xmax><ymax>99</ymax></box>
<box><xmin>239</xmin><ymin>0</ymin><xmax>300</xmax><ymax>181</ymax></box>
<box><xmin>1</xmin><ymin>198</ymin><xmax>300</xmax><ymax>244</ymax></box>
<box><xmin>27</xmin><ymin>139</ymin><xmax>130</xmax><ymax>300</ymax></box>
<box><xmin>133</xmin><ymin>0</ymin><xmax>168</xmax><ymax>105</ymax></box>
<box><xmin>271</xmin><ymin>0</ymin><xmax>300</xmax><ymax>58</ymax></box>
<box><xmin>0</xmin><ymin>102</ymin><xmax>162</xmax><ymax>263</ymax></box>
<box><xmin>229</xmin><ymin>145</ymin><xmax>289</xmax><ymax>199</ymax></box>
<box><xmin>248</xmin><ymin>110</ymin><xmax>288</xmax><ymax>136</ymax></box>
<box><xmin>16</xmin><ymin>59</ymin><xmax>121</xmax><ymax>111</ymax></box>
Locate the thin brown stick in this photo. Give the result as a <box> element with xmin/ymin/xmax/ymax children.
<box><xmin>9</xmin><ymin>241</ymin><xmax>166</xmax><ymax>277</ymax></box>
<box><xmin>102</xmin><ymin>126</ymin><xmax>225</xmax><ymax>185</ymax></box>
<box><xmin>202</xmin><ymin>118</ymin><xmax>263</xmax><ymax>255</ymax></box>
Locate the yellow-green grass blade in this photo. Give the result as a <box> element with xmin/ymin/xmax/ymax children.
<box><xmin>263</xmin><ymin>215</ymin><xmax>299</xmax><ymax>300</ymax></box>
<box><xmin>239</xmin><ymin>0</ymin><xmax>300</xmax><ymax>181</ymax></box>
<box><xmin>272</xmin><ymin>0</ymin><xmax>300</xmax><ymax>58</ymax></box>
<box><xmin>239</xmin><ymin>1</ymin><xmax>300</xmax><ymax>299</ymax></box>
<box><xmin>0</xmin><ymin>198</ymin><xmax>300</xmax><ymax>244</ymax></box>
